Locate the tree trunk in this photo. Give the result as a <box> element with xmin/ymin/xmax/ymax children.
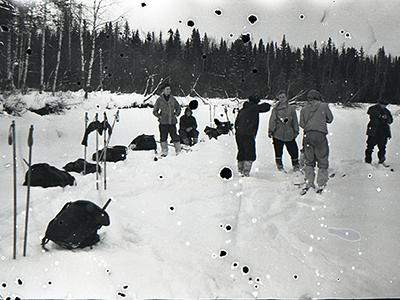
<box><xmin>12</xmin><ymin>19</ymin><xmax>19</xmax><ymax>89</ymax></box>
<box><xmin>52</xmin><ymin>25</ymin><xmax>63</xmax><ymax>96</ymax></box>
<box><xmin>68</xmin><ymin>5</ymin><xmax>72</xmax><ymax>72</ymax></box>
<box><xmin>22</xmin><ymin>31</ymin><xmax>32</xmax><ymax>94</ymax></box>
<box><xmin>85</xmin><ymin>0</ymin><xmax>98</xmax><ymax>98</ymax></box>
<box><xmin>79</xmin><ymin>5</ymin><xmax>85</xmax><ymax>89</ymax></box>
<box><xmin>98</xmin><ymin>48</ymin><xmax>103</xmax><ymax>90</ymax></box>
<box><xmin>86</xmin><ymin>29</ymin><xmax>96</xmax><ymax>95</ymax></box>
<box><xmin>6</xmin><ymin>29</ymin><xmax>14</xmax><ymax>90</ymax></box>
<box><xmin>39</xmin><ymin>3</ymin><xmax>46</xmax><ymax>93</ymax></box>
<box><xmin>17</xmin><ymin>32</ymin><xmax>24</xmax><ymax>89</ymax></box>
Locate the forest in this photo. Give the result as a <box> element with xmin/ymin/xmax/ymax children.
<box><xmin>1</xmin><ymin>0</ymin><xmax>400</xmax><ymax>103</ymax></box>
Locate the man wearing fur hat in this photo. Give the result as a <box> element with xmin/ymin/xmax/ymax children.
<box><xmin>364</xmin><ymin>99</ymin><xmax>393</xmax><ymax>166</ymax></box>
<box><xmin>299</xmin><ymin>89</ymin><xmax>334</xmax><ymax>193</ymax></box>
<box><xmin>235</xmin><ymin>94</ymin><xmax>271</xmax><ymax>176</ymax></box>
<box><xmin>153</xmin><ymin>83</ymin><xmax>182</xmax><ymax>156</ymax></box>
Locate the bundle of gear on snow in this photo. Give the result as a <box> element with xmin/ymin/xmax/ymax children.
<box><xmin>63</xmin><ymin>158</ymin><xmax>100</xmax><ymax>175</ymax></box>
<box><xmin>41</xmin><ymin>200</ymin><xmax>110</xmax><ymax>250</ymax></box>
<box><xmin>81</xmin><ymin>119</ymin><xmax>112</xmax><ymax>146</ymax></box>
<box><xmin>128</xmin><ymin>134</ymin><xmax>157</xmax><ymax>151</ymax></box>
<box><xmin>92</xmin><ymin>145</ymin><xmax>127</xmax><ymax>162</ymax></box>
<box><xmin>23</xmin><ymin>163</ymin><xmax>75</xmax><ymax>188</ymax></box>
<box><xmin>204</xmin><ymin>118</ymin><xmax>233</xmax><ymax>140</ymax></box>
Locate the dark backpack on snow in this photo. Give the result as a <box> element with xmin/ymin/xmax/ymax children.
<box><xmin>92</xmin><ymin>145</ymin><xmax>127</xmax><ymax>162</ymax></box>
<box><xmin>24</xmin><ymin>163</ymin><xmax>75</xmax><ymax>188</ymax></box>
<box><xmin>129</xmin><ymin>134</ymin><xmax>157</xmax><ymax>151</ymax></box>
<box><xmin>41</xmin><ymin>200</ymin><xmax>111</xmax><ymax>250</ymax></box>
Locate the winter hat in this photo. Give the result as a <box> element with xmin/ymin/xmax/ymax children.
<box><xmin>378</xmin><ymin>98</ymin><xmax>389</xmax><ymax>105</ymax></box>
<box><xmin>249</xmin><ymin>94</ymin><xmax>261</xmax><ymax>103</ymax></box>
<box><xmin>161</xmin><ymin>82</ymin><xmax>171</xmax><ymax>90</ymax></box>
<box><xmin>184</xmin><ymin>107</ymin><xmax>193</xmax><ymax>115</ymax></box>
<box><xmin>307</xmin><ymin>89</ymin><xmax>322</xmax><ymax>101</ymax></box>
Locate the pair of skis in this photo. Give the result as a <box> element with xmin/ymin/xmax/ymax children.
<box><xmin>8</xmin><ymin>121</ymin><xmax>34</xmax><ymax>259</ymax></box>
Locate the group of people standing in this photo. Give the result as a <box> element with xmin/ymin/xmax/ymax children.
<box><xmin>152</xmin><ymin>83</ymin><xmax>394</xmax><ymax>193</ymax></box>
<box><xmin>235</xmin><ymin>89</ymin><xmax>393</xmax><ymax>192</ymax></box>
<box><xmin>234</xmin><ymin>89</ymin><xmax>334</xmax><ymax>191</ymax></box>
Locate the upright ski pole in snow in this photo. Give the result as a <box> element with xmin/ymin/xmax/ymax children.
<box><xmin>95</xmin><ymin>113</ymin><xmax>99</xmax><ymax>190</ymax></box>
<box><xmin>83</xmin><ymin>112</ymin><xmax>88</xmax><ymax>175</ymax></box>
<box><xmin>103</xmin><ymin>112</ymin><xmax>108</xmax><ymax>190</ymax></box>
<box><xmin>8</xmin><ymin>121</ymin><xmax>17</xmax><ymax>259</ymax></box>
<box><xmin>23</xmin><ymin>125</ymin><xmax>34</xmax><ymax>257</ymax></box>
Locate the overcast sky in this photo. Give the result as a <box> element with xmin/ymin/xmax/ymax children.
<box><xmin>103</xmin><ymin>0</ymin><xmax>399</xmax><ymax>56</ymax></box>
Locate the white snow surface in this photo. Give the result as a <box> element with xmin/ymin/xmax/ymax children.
<box><xmin>0</xmin><ymin>91</ymin><xmax>400</xmax><ymax>299</ymax></box>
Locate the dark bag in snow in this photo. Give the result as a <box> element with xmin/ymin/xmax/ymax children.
<box><xmin>41</xmin><ymin>200</ymin><xmax>111</xmax><ymax>250</ymax></box>
<box><xmin>23</xmin><ymin>163</ymin><xmax>75</xmax><ymax>188</ymax></box>
<box><xmin>215</xmin><ymin>119</ymin><xmax>233</xmax><ymax>135</ymax></box>
<box><xmin>128</xmin><ymin>134</ymin><xmax>157</xmax><ymax>151</ymax></box>
<box><xmin>63</xmin><ymin>158</ymin><xmax>100</xmax><ymax>175</ymax></box>
<box><xmin>204</xmin><ymin>119</ymin><xmax>233</xmax><ymax>140</ymax></box>
<box><xmin>92</xmin><ymin>145</ymin><xmax>127</xmax><ymax>162</ymax></box>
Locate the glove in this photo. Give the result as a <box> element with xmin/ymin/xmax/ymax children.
<box><xmin>268</xmin><ymin>132</ymin><xmax>273</xmax><ymax>138</ymax></box>
<box><xmin>186</xmin><ymin>127</ymin><xmax>192</xmax><ymax>132</ymax></box>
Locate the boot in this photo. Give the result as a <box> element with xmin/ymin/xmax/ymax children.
<box><xmin>275</xmin><ymin>158</ymin><xmax>284</xmax><ymax>171</ymax></box>
<box><xmin>243</xmin><ymin>161</ymin><xmax>253</xmax><ymax>177</ymax></box>
<box><xmin>182</xmin><ymin>138</ymin><xmax>190</xmax><ymax>146</ymax></box>
<box><xmin>292</xmin><ymin>158</ymin><xmax>300</xmax><ymax>172</ymax></box>
<box><xmin>193</xmin><ymin>137</ymin><xmax>198</xmax><ymax>145</ymax></box>
<box><xmin>174</xmin><ymin>142</ymin><xmax>182</xmax><ymax>155</ymax></box>
<box><xmin>237</xmin><ymin>161</ymin><xmax>244</xmax><ymax>175</ymax></box>
<box><xmin>161</xmin><ymin>141</ymin><xmax>168</xmax><ymax>157</ymax></box>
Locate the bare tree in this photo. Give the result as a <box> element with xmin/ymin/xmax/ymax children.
<box><xmin>52</xmin><ymin>23</ymin><xmax>63</xmax><ymax>95</ymax></box>
<box><xmin>39</xmin><ymin>1</ymin><xmax>47</xmax><ymax>93</ymax></box>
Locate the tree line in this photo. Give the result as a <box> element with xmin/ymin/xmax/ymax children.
<box><xmin>1</xmin><ymin>0</ymin><xmax>399</xmax><ymax>104</ymax></box>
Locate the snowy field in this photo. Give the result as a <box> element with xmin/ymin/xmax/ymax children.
<box><xmin>1</xmin><ymin>91</ymin><xmax>400</xmax><ymax>299</ymax></box>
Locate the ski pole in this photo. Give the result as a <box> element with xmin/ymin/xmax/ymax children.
<box><xmin>102</xmin><ymin>198</ymin><xmax>112</xmax><ymax>211</ymax></box>
<box><xmin>95</xmin><ymin>113</ymin><xmax>99</xmax><ymax>190</ymax></box>
<box><xmin>84</xmin><ymin>112</ymin><xmax>88</xmax><ymax>175</ymax></box>
<box><xmin>23</xmin><ymin>125</ymin><xmax>34</xmax><ymax>257</ymax></box>
<box><xmin>103</xmin><ymin>112</ymin><xmax>108</xmax><ymax>190</ymax></box>
<box><xmin>8</xmin><ymin>121</ymin><xmax>17</xmax><ymax>259</ymax></box>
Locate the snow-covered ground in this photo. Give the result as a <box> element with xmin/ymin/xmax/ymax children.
<box><xmin>0</xmin><ymin>91</ymin><xmax>400</xmax><ymax>299</ymax></box>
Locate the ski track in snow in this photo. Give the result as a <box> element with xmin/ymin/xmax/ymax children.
<box><xmin>0</xmin><ymin>91</ymin><xmax>400</xmax><ymax>298</ymax></box>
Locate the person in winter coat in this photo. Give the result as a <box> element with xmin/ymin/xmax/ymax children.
<box><xmin>268</xmin><ymin>90</ymin><xmax>300</xmax><ymax>172</ymax></box>
<box><xmin>299</xmin><ymin>89</ymin><xmax>334</xmax><ymax>191</ymax></box>
<box><xmin>152</xmin><ymin>83</ymin><xmax>182</xmax><ymax>156</ymax></box>
<box><xmin>179</xmin><ymin>107</ymin><xmax>199</xmax><ymax>146</ymax></box>
<box><xmin>235</xmin><ymin>94</ymin><xmax>271</xmax><ymax>176</ymax></box>
<box><xmin>364</xmin><ymin>99</ymin><xmax>393</xmax><ymax>166</ymax></box>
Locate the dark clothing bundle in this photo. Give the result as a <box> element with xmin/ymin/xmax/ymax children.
<box><xmin>129</xmin><ymin>134</ymin><xmax>157</xmax><ymax>151</ymax></box>
<box><xmin>92</xmin><ymin>145</ymin><xmax>127</xmax><ymax>162</ymax></box>
<box><xmin>204</xmin><ymin>119</ymin><xmax>233</xmax><ymax>140</ymax></box>
<box><xmin>63</xmin><ymin>159</ymin><xmax>99</xmax><ymax>175</ymax></box>
<box><xmin>41</xmin><ymin>200</ymin><xmax>110</xmax><ymax>250</ymax></box>
<box><xmin>81</xmin><ymin>120</ymin><xmax>112</xmax><ymax>146</ymax></box>
<box><xmin>23</xmin><ymin>163</ymin><xmax>75</xmax><ymax>188</ymax></box>
<box><xmin>365</xmin><ymin>104</ymin><xmax>393</xmax><ymax>163</ymax></box>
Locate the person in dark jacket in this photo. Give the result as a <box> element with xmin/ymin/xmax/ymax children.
<box><xmin>179</xmin><ymin>107</ymin><xmax>199</xmax><ymax>146</ymax></box>
<box><xmin>235</xmin><ymin>94</ymin><xmax>271</xmax><ymax>176</ymax></box>
<box><xmin>152</xmin><ymin>83</ymin><xmax>182</xmax><ymax>156</ymax></box>
<box><xmin>364</xmin><ymin>99</ymin><xmax>393</xmax><ymax>166</ymax></box>
<box><xmin>268</xmin><ymin>90</ymin><xmax>300</xmax><ymax>172</ymax></box>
